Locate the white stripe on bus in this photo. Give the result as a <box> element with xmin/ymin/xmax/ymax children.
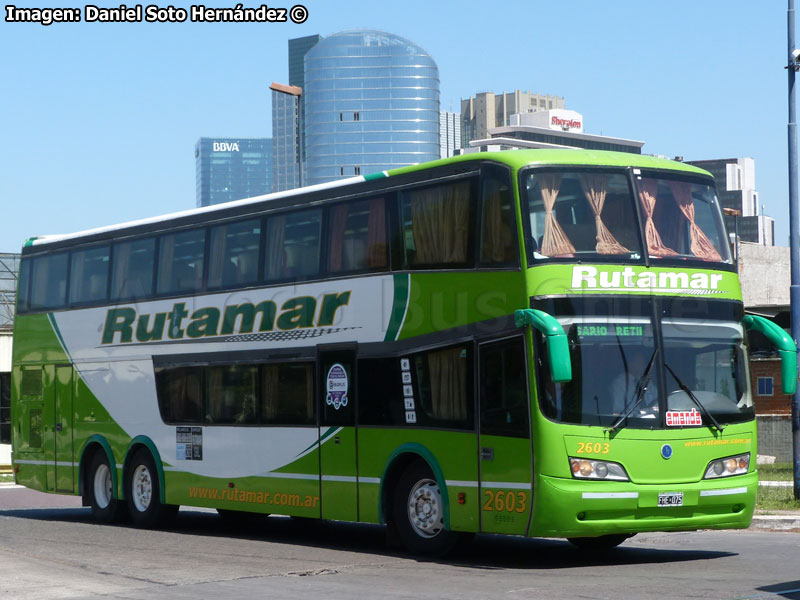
<box><xmin>699</xmin><ymin>487</ymin><xmax>747</xmax><ymax>497</ymax></box>
<box><xmin>581</xmin><ymin>492</ymin><xmax>639</xmax><ymax>499</ymax></box>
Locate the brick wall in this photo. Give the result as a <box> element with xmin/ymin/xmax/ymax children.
<box><xmin>750</xmin><ymin>358</ymin><xmax>791</xmax><ymax>415</ymax></box>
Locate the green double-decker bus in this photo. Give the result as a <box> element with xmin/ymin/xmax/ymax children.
<box><xmin>10</xmin><ymin>149</ymin><xmax>797</xmax><ymax>554</ymax></box>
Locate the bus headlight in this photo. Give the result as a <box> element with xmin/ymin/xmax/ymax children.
<box><xmin>704</xmin><ymin>453</ymin><xmax>750</xmax><ymax>479</ymax></box>
<box><xmin>569</xmin><ymin>458</ymin><xmax>629</xmax><ymax>481</ymax></box>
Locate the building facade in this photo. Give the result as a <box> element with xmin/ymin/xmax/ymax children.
<box><xmin>440</xmin><ymin>111</ymin><xmax>461</xmax><ymax>159</ymax></box>
<box><xmin>0</xmin><ymin>253</ymin><xmax>20</xmax><ymax>445</ymax></box>
<box><xmin>461</xmin><ymin>90</ymin><xmax>565</xmax><ymax>148</ymax></box>
<box><xmin>302</xmin><ymin>30</ymin><xmax>440</xmax><ymax>186</ymax></box>
<box><xmin>271</xmin><ymin>83</ymin><xmax>304</xmax><ymax>192</ymax></box>
<box><xmin>459</xmin><ymin>109</ymin><xmax>644</xmax><ymax>155</ymax></box>
<box><xmin>195</xmin><ymin>137</ymin><xmax>272</xmax><ymax>207</ymax></box>
<box><xmin>686</xmin><ymin>158</ymin><xmax>774</xmax><ymax>246</ymax></box>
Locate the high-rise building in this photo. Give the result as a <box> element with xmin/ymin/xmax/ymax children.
<box><xmin>440</xmin><ymin>111</ymin><xmax>461</xmax><ymax>159</ymax></box>
<box><xmin>288</xmin><ymin>34</ymin><xmax>322</xmax><ymax>88</ymax></box>
<box><xmin>195</xmin><ymin>137</ymin><xmax>272</xmax><ymax>207</ymax></box>
<box><xmin>686</xmin><ymin>158</ymin><xmax>774</xmax><ymax>246</ymax></box>
<box><xmin>461</xmin><ymin>90</ymin><xmax>565</xmax><ymax>148</ymax></box>
<box><xmin>301</xmin><ymin>30</ymin><xmax>440</xmax><ymax>186</ymax></box>
<box><xmin>271</xmin><ymin>83</ymin><xmax>304</xmax><ymax>192</ymax></box>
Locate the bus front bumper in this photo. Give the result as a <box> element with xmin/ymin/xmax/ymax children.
<box><xmin>530</xmin><ymin>472</ymin><xmax>757</xmax><ymax>539</ymax></box>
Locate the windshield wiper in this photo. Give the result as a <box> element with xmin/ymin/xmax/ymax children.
<box><xmin>664</xmin><ymin>363</ymin><xmax>724</xmax><ymax>433</ymax></box>
<box><xmin>606</xmin><ymin>349</ymin><xmax>658</xmax><ymax>434</ymax></box>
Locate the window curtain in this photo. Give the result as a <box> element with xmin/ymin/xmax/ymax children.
<box><xmin>69</xmin><ymin>254</ymin><xmax>86</xmax><ymax>302</ymax></box>
<box><xmin>261</xmin><ymin>365</ymin><xmax>280</xmax><ymax>421</ymax></box>
<box><xmin>538</xmin><ymin>173</ymin><xmax>575</xmax><ymax>256</ymax></box>
<box><xmin>265</xmin><ymin>216</ymin><xmax>286</xmax><ymax>280</ymax></box>
<box><xmin>157</xmin><ymin>235</ymin><xmax>176</xmax><ymax>292</ymax></box>
<box><xmin>667</xmin><ymin>181</ymin><xmax>722</xmax><ymax>261</ymax></box>
<box><xmin>579</xmin><ymin>174</ymin><xmax>629</xmax><ymax>254</ymax></box>
<box><xmin>638</xmin><ymin>179</ymin><xmax>678</xmax><ymax>257</ymax></box>
<box><xmin>481</xmin><ymin>184</ymin><xmax>506</xmax><ymax>263</ymax></box>
<box><xmin>429</xmin><ymin>347</ymin><xmax>468</xmax><ymax>421</ymax></box>
<box><xmin>111</xmin><ymin>242</ymin><xmax>132</xmax><ymax>299</ymax></box>
<box><xmin>328</xmin><ymin>204</ymin><xmax>350</xmax><ymax>272</ymax></box>
<box><xmin>366</xmin><ymin>197</ymin><xmax>387</xmax><ymax>267</ymax></box>
<box><xmin>410</xmin><ymin>181</ymin><xmax>469</xmax><ymax>264</ymax></box>
<box><xmin>208</xmin><ymin>227</ymin><xmax>228</xmax><ymax>287</ymax></box>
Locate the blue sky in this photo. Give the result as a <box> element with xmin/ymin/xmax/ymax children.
<box><xmin>0</xmin><ymin>0</ymin><xmax>793</xmax><ymax>251</ymax></box>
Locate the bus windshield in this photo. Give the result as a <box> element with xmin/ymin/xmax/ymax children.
<box><xmin>538</xmin><ymin>318</ymin><xmax>753</xmax><ymax>429</ymax></box>
<box><xmin>521</xmin><ymin>168</ymin><xmax>731</xmax><ymax>265</ymax></box>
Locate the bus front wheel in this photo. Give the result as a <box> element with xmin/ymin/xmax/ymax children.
<box><xmin>392</xmin><ymin>462</ymin><xmax>458</xmax><ymax>556</ymax></box>
<box><xmin>86</xmin><ymin>451</ymin><xmax>125</xmax><ymax>524</ymax></box>
<box><xmin>125</xmin><ymin>449</ymin><xmax>178</xmax><ymax>528</ymax></box>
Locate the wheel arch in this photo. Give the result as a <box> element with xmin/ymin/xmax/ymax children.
<box><xmin>378</xmin><ymin>443</ymin><xmax>450</xmax><ymax>529</ymax></box>
<box><xmin>123</xmin><ymin>436</ymin><xmax>167</xmax><ymax>505</ymax></box>
<box><xmin>78</xmin><ymin>435</ymin><xmax>118</xmax><ymax>501</ymax></box>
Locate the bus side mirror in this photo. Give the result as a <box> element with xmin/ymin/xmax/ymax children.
<box><xmin>743</xmin><ymin>315</ymin><xmax>798</xmax><ymax>395</ymax></box>
<box><xmin>514</xmin><ymin>309</ymin><xmax>572</xmax><ymax>383</ymax></box>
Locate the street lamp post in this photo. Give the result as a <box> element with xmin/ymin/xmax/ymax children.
<box><xmin>787</xmin><ymin>0</ymin><xmax>800</xmax><ymax>500</ymax></box>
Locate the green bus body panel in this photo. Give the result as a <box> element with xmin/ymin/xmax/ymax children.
<box><xmin>526</xmin><ymin>264</ymin><xmax>742</xmax><ymax>301</ymax></box>
<box><xmin>398</xmin><ymin>271</ymin><xmax>526</xmax><ymax>339</ymax></box>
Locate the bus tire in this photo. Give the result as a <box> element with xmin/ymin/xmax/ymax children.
<box><xmin>86</xmin><ymin>451</ymin><xmax>125</xmax><ymax>524</ymax></box>
<box><xmin>125</xmin><ymin>448</ymin><xmax>178</xmax><ymax>528</ymax></box>
<box><xmin>392</xmin><ymin>462</ymin><xmax>457</xmax><ymax>556</ymax></box>
<box><xmin>567</xmin><ymin>533</ymin><xmax>633</xmax><ymax>550</ymax></box>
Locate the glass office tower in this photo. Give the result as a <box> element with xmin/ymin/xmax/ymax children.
<box><xmin>195</xmin><ymin>137</ymin><xmax>272</xmax><ymax>207</ymax></box>
<box><xmin>303</xmin><ymin>30</ymin><xmax>440</xmax><ymax>186</ymax></box>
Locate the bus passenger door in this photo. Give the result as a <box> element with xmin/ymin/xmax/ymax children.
<box><xmin>53</xmin><ymin>365</ymin><xmax>74</xmax><ymax>493</ymax></box>
<box><xmin>478</xmin><ymin>337</ymin><xmax>532</xmax><ymax>535</ymax></box>
<box><xmin>318</xmin><ymin>345</ymin><xmax>358</xmax><ymax>521</ymax></box>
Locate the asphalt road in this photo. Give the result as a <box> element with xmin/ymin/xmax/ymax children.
<box><xmin>0</xmin><ymin>485</ymin><xmax>799</xmax><ymax>600</ymax></box>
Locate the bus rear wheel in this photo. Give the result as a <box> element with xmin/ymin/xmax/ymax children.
<box><xmin>392</xmin><ymin>462</ymin><xmax>458</xmax><ymax>556</ymax></box>
<box><xmin>125</xmin><ymin>449</ymin><xmax>178</xmax><ymax>528</ymax></box>
<box><xmin>86</xmin><ymin>451</ymin><xmax>125</xmax><ymax>524</ymax></box>
<box><xmin>567</xmin><ymin>534</ymin><xmax>633</xmax><ymax>550</ymax></box>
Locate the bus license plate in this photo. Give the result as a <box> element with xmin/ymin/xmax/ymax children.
<box><xmin>658</xmin><ymin>492</ymin><xmax>683</xmax><ymax>507</ymax></box>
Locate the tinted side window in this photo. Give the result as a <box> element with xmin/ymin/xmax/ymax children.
<box><xmin>29</xmin><ymin>253</ymin><xmax>68</xmax><ymax>310</ymax></box>
<box><xmin>208</xmin><ymin>219</ymin><xmax>261</xmax><ymax>289</ymax></box>
<box><xmin>262</xmin><ymin>363</ymin><xmax>314</xmax><ymax>425</ymax></box>
<box><xmin>358</xmin><ymin>357</ymin><xmax>404</xmax><ymax>426</ymax></box>
<box><xmin>400</xmin><ymin>179</ymin><xmax>474</xmax><ymax>268</ymax></box>
<box><xmin>480</xmin><ymin>166</ymin><xmax>518</xmax><ymax>267</ymax></box>
<box><xmin>17</xmin><ymin>258</ymin><xmax>31</xmax><ymax>312</ymax></box>
<box><xmin>156</xmin><ymin>366</ymin><xmax>203</xmax><ymax>423</ymax></box>
<box><xmin>206</xmin><ymin>365</ymin><xmax>258</xmax><ymax>424</ymax></box>
<box><xmin>412</xmin><ymin>344</ymin><xmax>473</xmax><ymax>429</ymax></box>
<box><xmin>328</xmin><ymin>198</ymin><xmax>388</xmax><ymax>274</ymax></box>
<box><xmin>155</xmin><ymin>362</ymin><xmax>315</xmax><ymax>426</ymax></box>
<box><xmin>157</xmin><ymin>229</ymin><xmax>206</xmax><ymax>295</ymax></box>
<box><xmin>69</xmin><ymin>246</ymin><xmax>110</xmax><ymax>304</ymax></box>
<box><xmin>111</xmin><ymin>238</ymin><xmax>155</xmax><ymax>301</ymax></box>
<box><xmin>264</xmin><ymin>210</ymin><xmax>321</xmax><ymax>282</ymax></box>
<box><xmin>480</xmin><ymin>338</ymin><xmax>528</xmax><ymax>438</ymax></box>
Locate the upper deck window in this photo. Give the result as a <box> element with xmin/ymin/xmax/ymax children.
<box><xmin>524</xmin><ymin>170</ymin><xmax>641</xmax><ymax>260</ymax></box>
<box><xmin>637</xmin><ymin>175</ymin><xmax>730</xmax><ymax>263</ymax></box>
<box><xmin>522</xmin><ymin>167</ymin><xmax>731</xmax><ymax>266</ymax></box>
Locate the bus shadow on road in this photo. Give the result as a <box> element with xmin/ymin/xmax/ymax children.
<box><xmin>1</xmin><ymin>506</ymin><xmax>736</xmax><ymax>569</ymax></box>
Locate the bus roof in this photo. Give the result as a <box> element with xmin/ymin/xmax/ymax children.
<box><xmin>25</xmin><ymin>149</ymin><xmax>711</xmax><ymax>250</ymax></box>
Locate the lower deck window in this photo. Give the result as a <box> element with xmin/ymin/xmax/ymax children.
<box><xmin>156</xmin><ymin>362</ymin><xmax>314</xmax><ymax>426</ymax></box>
